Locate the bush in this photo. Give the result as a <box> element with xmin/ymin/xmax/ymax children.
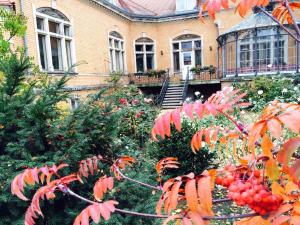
<box><xmin>234</xmin><ymin>75</ymin><xmax>300</xmax><ymax>111</ymax></box>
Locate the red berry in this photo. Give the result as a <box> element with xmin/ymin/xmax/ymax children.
<box><xmin>254</xmin><ymin>170</ymin><xmax>261</xmax><ymax>178</ymax></box>
<box><xmin>254</xmin><ymin>194</ymin><xmax>262</xmax><ymax>202</ymax></box>
<box><xmin>215</xmin><ymin>176</ymin><xmax>223</xmax><ymax>185</ymax></box>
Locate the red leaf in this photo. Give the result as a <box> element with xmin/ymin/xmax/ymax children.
<box><xmin>267</xmin><ymin>118</ymin><xmax>282</xmax><ymax>139</ymax></box>
<box><xmin>94</xmin><ymin>176</ymin><xmax>114</xmax><ymax>201</ymax></box>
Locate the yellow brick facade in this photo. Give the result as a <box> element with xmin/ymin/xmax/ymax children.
<box><xmin>13</xmin><ymin>0</ymin><xmax>300</xmax><ymax>97</ymax></box>
<box><xmin>13</xmin><ymin>0</ymin><xmax>249</xmax><ymax>93</ymax></box>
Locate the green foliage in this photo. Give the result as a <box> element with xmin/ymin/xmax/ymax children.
<box><xmin>148</xmin><ymin>117</ymin><xmax>219</xmax><ymax>176</ymax></box>
<box><xmin>190</xmin><ymin>65</ymin><xmax>216</xmax><ymax>75</ymax></box>
<box><xmin>234</xmin><ymin>75</ymin><xmax>300</xmax><ymax>112</ymax></box>
<box><xmin>0</xmin><ymin>9</ymin><xmax>27</xmax><ymax>57</ymax></box>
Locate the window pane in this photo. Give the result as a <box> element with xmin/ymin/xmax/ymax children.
<box><xmin>64</xmin><ymin>25</ymin><xmax>70</xmax><ymax>36</ymax></box>
<box><xmin>135</xmin><ymin>45</ymin><xmax>143</xmax><ymax>52</ymax></box>
<box><xmin>36</xmin><ymin>17</ymin><xmax>44</xmax><ymax>30</ymax></box>
<box><xmin>121</xmin><ymin>42</ymin><xmax>124</xmax><ymax>50</ymax></box>
<box><xmin>183</xmin><ymin>52</ymin><xmax>192</xmax><ymax>65</ymax></box>
<box><xmin>109</xmin><ymin>38</ymin><xmax>112</xmax><ymax>47</ymax></box>
<box><xmin>240</xmin><ymin>44</ymin><xmax>251</xmax><ymax>68</ymax></box>
<box><xmin>48</xmin><ymin>21</ymin><xmax>59</xmax><ymax>33</ymax></box>
<box><xmin>114</xmin><ymin>40</ymin><xmax>119</xmax><ymax>49</ymax></box>
<box><xmin>173</xmin><ymin>52</ymin><xmax>180</xmax><ymax>71</ymax></box>
<box><xmin>194</xmin><ymin>40</ymin><xmax>201</xmax><ymax>48</ymax></box>
<box><xmin>146</xmin><ymin>54</ymin><xmax>154</xmax><ymax>70</ymax></box>
<box><xmin>173</xmin><ymin>43</ymin><xmax>179</xmax><ymax>50</ymax></box>
<box><xmin>146</xmin><ymin>45</ymin><xmax>153</xmax><ymax>52</ymax></box>
<box><xmin>38</xmin><ymin>34</ymin><xmax>47</xmax><ymax>70</ymax></box>
<box><xmin>116</xmin><ymin>50</ymin><xmax>121</xmax><ymax>71</ymax></box>
<box><xmin>65</xmin><ymin>40</ymin><xmax>72</xmax><ymax>69</ymax></box>
<box><xmin>182</xmin><ymin>41</ymin><xmax>192</xmax><ymax>50</ymax></box>
<box><xmin>50</xmin><ymin>37</ymin><xmax>63</xmax><ymax>70</ymax></box>
<box><xmin>109</xmin><ymin>49</ymin><xmax>114</xmax><ymax>71</ymax></box>
<box><xmin>195</xmin><ymin>50</ymin><xmax>201</xmax><ymax>67</ymax></box>
<box><xmin>136</xmin><ymin>54</ymin><xmax>144</xmax><ymax>72</ymax></box>
<box><xmin>176</xmin><ymin>0</ymin><xmax>185</xmax><ymax>11</ymax></box>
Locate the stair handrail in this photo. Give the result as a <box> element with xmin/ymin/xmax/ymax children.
<box><xmin>155</xmin><ymin>69</ymin><xmax>170</xmax><ymax>106</ymax></box>
<box><xmin>182</xmin><ymin>68</ymin><xmax>190</xmax><ymax>103</ymax></box>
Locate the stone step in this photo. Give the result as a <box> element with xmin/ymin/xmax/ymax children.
<box><xmin>164</xmin><ymin>96</ymin><xmax>182</xmax><ymax>100</ymax></box>
<box><xmin>162</xmin><ymin>102</ymin><xmax>182</xmax><ymax>106</ymax></box>
<box><xmin>167</xmin><ymin>89</ymin><xmax>183</xmax><ymax>92</ymax></box>
<box><xmin>162</xmin><ymin>105</ymin><xmax>181</xmax><ymax>109</ymax></box>
<box><xmin>165</xmin><ymin>92</ymin><xmax>182</xmax><ymax>95</ymax></box>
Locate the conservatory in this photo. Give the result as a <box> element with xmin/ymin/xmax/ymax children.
<box><xmin>217</xmin><ymin>12</ymin><xmax>300</xmax><ymax>77</ymax></box>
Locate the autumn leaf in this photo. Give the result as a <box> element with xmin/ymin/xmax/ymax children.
<box><xmin>111</xmin><ymin>156</ymin><xmax>136</xmax><ymax>180</ymax></box>
<box><xmin>73</xmin><ymin>201</ymin><xmax>118</xmax><ymax>225</ymax></box>
<box><xmin>197</xmin><ymin>176</ymin><xmax>213</xmax><ymax>216</ymax></box>
<box><xmin>78</xmin><ymin>155</ymin><xmax>103</xmax><ymax>178</ymax></box>
<box><xmin>156</xmin><ymin>157</ymin><xmax>180</xmax><ymax>182</ymax></box>
<box><xmin>11</xmin><ymin>164</ymin><xmax>69</xmax><ymax>201</ymax></box>
<box><xmin>93</xmin><ymin>176</ymin><xmax>114</xmax><ymax>201</ymax></box>
<box><xmin>185</xmin><ymin>179</ymin><xmax>199</xmax><ymax>212</ymax></box>
<box><xmin>277</xmin><ymin>137</ymin><xmax>300</xmax><ymax>181</ymax></box>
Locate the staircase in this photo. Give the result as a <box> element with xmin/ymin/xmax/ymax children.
<box><xmin>161</xmin><ymin>85</ymin><xmax>184</xmax><ymax>109</ymax></box>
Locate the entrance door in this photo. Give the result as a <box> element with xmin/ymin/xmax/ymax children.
<box><xmin>181</xmin><ymin>51</ymin><xmax>194</xmax><ymax>80</ymax></box>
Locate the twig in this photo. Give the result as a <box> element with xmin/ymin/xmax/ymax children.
<box><xmin>66</xmin><ymin>188</ymin><xmax>258</xmax><ymax>221</ymax></box>
<box><xmin>116</xmin><ymin>167</ymin><xmax>162</xmax><ymax>191</ymax></box>
<box><xmin>257</xmin><ymin>6</ymin><xmax>300</xmax><ymax>43</ymax></box>
<box><xmin>283</xmin><ymin>0</ymin><xmax>300</xmax><ymax>37</ymax></box>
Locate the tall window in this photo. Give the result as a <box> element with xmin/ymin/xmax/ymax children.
<box><xmin>35</xmin><ymin>8</ymin><xmax>74</xmax><ymax>72</ymax></box>
<box><xmin>109</xmin><ymin>31</ymin><xmax>125</xmax><ymax>72</ymax></box>
<box><xmin>237</xmin><ymin>28</ymin><xmax>287</xmax><ymax>72</ymax></box>
<box><xmin>172</xmin><ymin>34</ymin><xmax>202</xmax><ymax>72</ymax></box>
<box><xmin>135</xmin><ymin>37</ymin><xmax>155</xmax><ymax>73</ymax></box>
<box><xmin>176</xmin><ymin>0</ymin><xmax>197</xmax><ymax>11</ymax></box>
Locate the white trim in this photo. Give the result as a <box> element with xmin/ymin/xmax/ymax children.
<box><xmin>108</xmin><ymin>31</ymin><xmax>126</xmax><ymax>73</ymax></box>
<box><xmin>34</xmin><ymin>7</ymin><xmax>76</xmax><ymax>73</ymax></box>
<box><xmin>133</xmin><ymin>38</ymin><xmax>156</xmax><ymax>73</ymax></box>
<box><xmin>171</xmin><ymin>36</ymin><xmax>202</xmax><ymax>73</ymax></box>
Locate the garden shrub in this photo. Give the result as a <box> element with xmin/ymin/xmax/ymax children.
<box><xmin>234</xmin><ymin>75</ymin><xmax>300</xmax><ymax>112</ymax></box>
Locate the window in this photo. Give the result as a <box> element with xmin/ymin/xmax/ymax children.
<box><xmin>176</xmin><ymin>0</ymin><xmax>197</xmax><ymax>11</ymax></box>
<box><xmin>134</xmin><ymin>37</ymin><xmax>155</xmax><ymax>73</ymax></box>
<box><xmin>35</xmin><ymin>8</ymin><xmax>74</xmax><ymax>72</ymax></box>
<box><xmin>172</xmin><ymin>34</ymin><xmax>202</xmax><ymax>72</ymax></box>
<box><xmin>109</xmin><ymin>31</ymin><xmax>125</xmax><ymax>72</ymax></box>
<box><xmin>237</xmin><ymin>28</ymin><xmax>287</xmax><ymax>72</ymax></box>
<box><xmin>69</xmin><ymin>96</ymin><xmax>80</xmax><ymax>111</ymax></box>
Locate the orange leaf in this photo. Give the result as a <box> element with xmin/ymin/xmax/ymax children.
<box><xmin>169</xmin><ymin>181</ymin><xmax>182</xmax><ymax>212</ymax></box>
<box><xmin>162</xmin><ymin>215</ymin><xmax>181</xmax><ymax>225</ymax></box>
<box><xmin>185</xmin><ymin>179</ymin><xmax>198</xmax><ymax>212</ymax></box>
<box><xmin>267</xmin><ymin>118</ymin><xmax>282</xmax><ymax>139</ymax></box>
<box><xmin>188</xmin><ymin>211</ymin><xmax>205</xmax><ymax>225</ymax></box>
<box><xmin>197</xmin><ymin>176</ymin><xmax>213</xmax><ymax>216</ymax></box>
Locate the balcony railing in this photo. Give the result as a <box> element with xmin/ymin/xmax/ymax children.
<box><xmin>128</xmin><ymin>69</ymin><xmax>222</xmax><ymax>86</ymax></box>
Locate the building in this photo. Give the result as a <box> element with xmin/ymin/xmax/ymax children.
<box><xmin>1</xmin><ymin>0</ymin><xmax>300</xmax><ymax>109</ymax></box>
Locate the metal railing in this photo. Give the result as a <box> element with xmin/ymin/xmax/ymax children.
<box><xmin>155</xmin><ymin>69</ymin><xmax>170</xmax><ymax>106</ymax></box>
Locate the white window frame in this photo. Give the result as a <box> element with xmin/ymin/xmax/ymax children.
<box><xmin>172</xmin><ymin>37</ymin><xmax>202</xmax><ymax>72</ymax></box>
<box><xmin>134</xmin><ymin>39</ymin><xmax>156</xmax><ymax>73</ymax></box>
<box><xmin>237</xmin><ymin>33</ymin><xmax>288</xmax><ymax>74</ymax></box>
<box><xmin>176</xmin><ymin>0</ymin><xmax>197</xmax><ymax>11</ymax></box>
<box><xmin>108</xmin><ymin>33</ymin><xmax>125</xmax><ymax>73</ymax></box>
<box><xmin>34</xmin><ymin>9</ymin><xmax>75</xmax><ymax>72</ymax></box>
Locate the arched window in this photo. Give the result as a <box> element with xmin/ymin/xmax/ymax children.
<box><xmin>135</xmin><ymin>37</ymin><xmax>155</xmax><ymax>73</ymax></box>
<box><xmin>109</xmin><ymin>31</ymin><xmax>125</xmax><ymax>72</ymax></box>
<box><xmin>172</xmin><ymin>34</ymin><xmax>202</xmax><ymax>72</ymax></box>
<box><xmin>35</xmin><ymin>7</ymin><xmax>74</xmax><ymax>72</ymax></box>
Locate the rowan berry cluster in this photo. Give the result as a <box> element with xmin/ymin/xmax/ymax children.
<box><xmin>215</xmin><ymin>165</ymin><xmax>283</xmax><ymax>215</ymax></box>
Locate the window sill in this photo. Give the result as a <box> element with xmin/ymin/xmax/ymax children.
<box><xmin>42</xmin><ymin>70</ymin><xmax>78</xmax><ymax>76</ymax></box>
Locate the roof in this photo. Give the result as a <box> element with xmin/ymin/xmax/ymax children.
<box><xmin>222</xmin><ymin>12</ymin><xmax>300</xmax><ymax>36</ymax></box>
<box><xmin>117</xmin><ymin>0</ymin><xmax>176</xmax><ymax>16</ymax></box>
<box><xmin>0</xmin><ymin>0</ymin><xmax>14</xmax><ymax>6</ymax></box>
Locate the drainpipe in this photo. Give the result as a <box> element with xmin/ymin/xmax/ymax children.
<box><xmin>19</xmin><ymin>0</ymin><xmax>28</xmax><ymax>57</ymax></box>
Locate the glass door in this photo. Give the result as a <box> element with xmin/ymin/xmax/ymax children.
<box><xmin>181</xmin><ymin>51</ymin><xmax>194</xmax><ymax>80</ymax></box>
